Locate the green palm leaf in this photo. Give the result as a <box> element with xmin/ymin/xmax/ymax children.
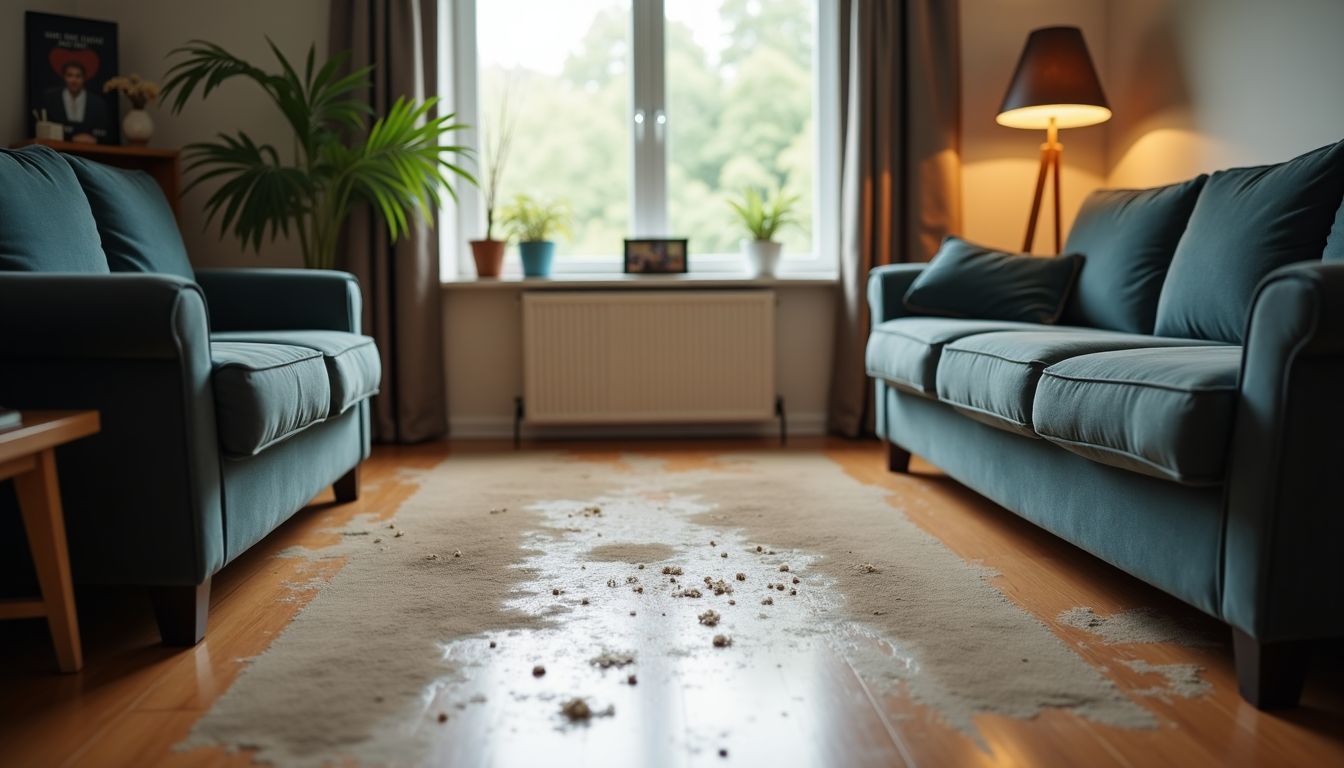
<box><xmin>164</xmin><ymin>40</ymin><xmax>478</xmax><ymax>269</ymax></box>
<box><xmin>183</xmin><ymin>132</ymin><xmax>312</xmax><ymax>252</ymax></box>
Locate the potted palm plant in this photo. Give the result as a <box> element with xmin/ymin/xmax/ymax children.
<box><xmin>161</xmin><ymin>39</ymin><xmax>475</xmax><ymax>270</ymax></box>
<box><xmin>469</xmin><ymin>85</ymin><xmax>515</xmax><ymax>278</ymax></box>
<box><xmin>728</xmin><ymin>187</ymin><xmax>800</xmax><ymax>278</ymax></box>
<box><xmin>498</xmin><ymin>194</ymin><xmax>570</xmax><ymax>277</ymax></box>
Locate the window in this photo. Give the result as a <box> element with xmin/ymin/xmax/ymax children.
<box><xmin>449</xmin><ymin>0</ymin><xmax>837</xmax><ymax>275</ymax></box>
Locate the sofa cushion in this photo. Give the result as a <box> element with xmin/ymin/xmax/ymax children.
<box><xmin>1155</xmin><ymin>141</ymin><xmax>1344</xmax><ymax>343</ymax></box>
<box><xmin>1033</xmin><ymin>346</ymin><xmax>1241</xmax><ymax>485</ymax></box>
<box><xmin>63</xmin><ymin>154</ymin><xmax>195</xmax><ymax>280</ymax></box>
<box><xmin>213</xmin><ymin>330</ymin><xmax>381</xmax><ymax>415</ymax></box>
<box><xmin>903</xmin><ymin>236</ymin><xmax>1083</xmax><ymax>324</ymax></box>
<box><xmin>211</xmin><ymin>342</ymin><xmax>331</xmax><ymax>457</ymax></box>
<box><xmin>1062</xmin><ymin>176</ymin><xmax>1208</xmax><ymax>333</ymax></box>
<box><xmin>0</xmin><ymin>146</ymin><xmax>108</xmax><ymax>273</ymax></box>
<box><xmin>936</xmin><ymin>330</ymin><xmax>1224</xmax><ymax>437</ymax></box>
<box><xmin>866</xmin><ymin>317</ymin><xmax>1049</xmax><ymax>395</ymax></box>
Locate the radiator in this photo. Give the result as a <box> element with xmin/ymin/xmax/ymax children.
<box><xmin>521</xmin><ymin>291</ymin><xmax>776</xmax><ymax>424</ymax></box>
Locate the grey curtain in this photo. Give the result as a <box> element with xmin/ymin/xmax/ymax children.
<box><xmin>330</xmin><ymin>0</ymin><xmax>447</xmax><ymax>443</ymax></box>
<box><xmin>827</xmin><ymin>0</ymin><xmax>962</xmax><ymax>437</ymax></box>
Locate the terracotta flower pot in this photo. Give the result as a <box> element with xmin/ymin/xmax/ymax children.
<box><xmin>469</xmin><ymin>239</ymin><xmax>506</xmax><ymax>278</ymax></box>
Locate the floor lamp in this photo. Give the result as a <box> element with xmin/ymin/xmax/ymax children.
<box><xmin>996</xmin><ymin>26</ymin><xmax>1111</xmax><ymax>254</ymax></box>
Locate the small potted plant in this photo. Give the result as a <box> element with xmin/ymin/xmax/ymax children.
<box><xmin>470</xmin><ymin>87</ymin><xmax>515</xmax><ymax>278</ymax></box>
<box><xmin>103</xmin><ymin>74</ymin><xmax>161</xmax><ymax>145</ymax></box>
<box><xmin>499</xmin><ymin>194</ymin><xmax>570</xmax><ymax>278</ymax></box>
<box><xmin>729</xmin><ymin>187</ymin><xmax>799</xmax><ymax>278</ymax></box>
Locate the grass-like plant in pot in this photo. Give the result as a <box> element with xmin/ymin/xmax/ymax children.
<box><xmin>161</xmin><ymin>39</ymin><xmax>476</xmax><ymax>270</ymax></box>
<box><xmin>728</xmin><ymin>187</ymin><xmax>800</xmax><ymax>277</ymax></box>
<box><xmin>470</xmin><ymin>84</ymin><xmax>516</xmax><ymax>278</ymax></box>
<box><xmin>498</xmin><ymin>193</ymin><xmax>570</xmax><ymax>277</ymax></box>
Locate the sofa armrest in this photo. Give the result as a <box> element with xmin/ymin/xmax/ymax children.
<box><xmin>195</xmin><ymin>268</ymin><xmax>362</xmax><ymax>333</ymax></box>
<box><xmin>1222</xmin><ymin>262</ymin><xmax>1344</xmax><ymax>641</ymax></box>
<box><xmin>0</xmin><ymin>273</ymin><xmax>211</xmax><ymax>361</ymax></box>
<box><xmin>867</xmin><ymin>263</ymin><xmax>928</xmax><ymax>327</ymax></box>
<box><xmin>0</xmin><ymin>272</ymin><xmax>224</xmax><ymax>585</ymax></box>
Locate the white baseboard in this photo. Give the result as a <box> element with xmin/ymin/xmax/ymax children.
<box><xmin>448</xmin><ymin>412</ymin><xmax>828</xmax><ymax>440</ymax></box>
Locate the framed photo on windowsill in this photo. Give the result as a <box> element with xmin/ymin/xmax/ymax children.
<box><xmin>624</xmin><ymin>238</ymin><xmax>688</xmax><ymax>274</ymax></box>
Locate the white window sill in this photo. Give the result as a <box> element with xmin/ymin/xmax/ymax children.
<box><xmin>440</xmin><ymin>272</ymin><xmax>839</xmax><ymax>291</ymax></box>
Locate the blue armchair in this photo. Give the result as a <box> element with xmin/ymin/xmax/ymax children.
<box><xmin>0</xmin><ymin>146</ymin><xmax>380</xmax><ymax>645</ymax></box>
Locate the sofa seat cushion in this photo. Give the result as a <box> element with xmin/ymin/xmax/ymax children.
<box><xmin>1033</xmin><ymin>346</ymin><xmax>1242</xmax><ymax>485</ymax></box>
<box><xmin>213</xmin><ymin>330</ymin><xmax>381</xmax><ymax>415</ymax></box>
<box><xmin>211</xmin><ymin>342</ymin><xmax>332</xmax><ymax>457</ymax></box>
<box><xmin>936</xmin><ymin>330</ymin><xmax>1225</xmax><ymax>437</ymax></box>
<box><xmin>865</xmin><ymin>317</ymin><xmax>1051</xmax><ymax>395</ymax></box>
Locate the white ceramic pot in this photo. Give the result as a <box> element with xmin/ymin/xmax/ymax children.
<box><xmin>742</xmin><ymin>239</ymin><xmax>783</xmax><ymax>277</ymax></box>
<box><xmin>123</xmin><ymin>108</ymin><xmax>154</xmax><ymax>145</ymax></box>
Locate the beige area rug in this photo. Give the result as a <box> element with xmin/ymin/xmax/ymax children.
<box><xmin>180</xmin><ymin>451</ymin><xmax>1201</xmax><ymax>766</ymax></box>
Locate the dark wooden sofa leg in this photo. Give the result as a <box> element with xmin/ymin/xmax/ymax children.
<box><xmin>886</xmin><ymin>442</ymin><xmax>911</xmax><ymax>473</ymax></box>
<box><xmin>1232</xmin><ymin>628</ymin><xmax>1311</xmax><ymax>709</ymax></box>
<box><xmin>150</xmin><ymin>578</ymin><xmax>211</xmax><ymax>646</ymax></box>
<box><xmin>333</xmin><ymin>465</ymin><xmax>360</xmax><ymax>503</ymax></box>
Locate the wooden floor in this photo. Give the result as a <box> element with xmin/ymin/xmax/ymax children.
<box><xmin>1</xmin><ymin>439</ymin><xmax>1341</xmax><ymax>767</ymax></box>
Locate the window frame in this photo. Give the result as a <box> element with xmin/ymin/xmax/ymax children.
<box><xmin>444</xmin><ymin>0</ymin><xmax>839</xmax><ymax>279</ymax></box>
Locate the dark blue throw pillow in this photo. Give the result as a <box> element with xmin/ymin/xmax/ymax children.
<box><xmin>63</xmin><ymin>154</ymin><xmax>195</xmax><ymax>280</ymax></box>
<box><xmin>1155</xmin><ymin>140</ymin><xmax>1344</xmax><ymax>343</ymax></box>
<box><xmin>903</xmin><ymin>236</ymin><xmax>1083</xmax><ymax>324</ymax></box>
<box><xmin>0</xmin><ymin>146</ymin><xmax>108</xmax><ymax>272</ymax></box>
<box><xmin>1062</xmin><ymin>175</ymin><xmax>1208</xmax><ymax>333</ymax></box>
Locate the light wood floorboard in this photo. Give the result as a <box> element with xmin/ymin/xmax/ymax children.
<box><xmin>0</xmin><ymin>439</ymin><xmax>1339</xmax><ymax>767</ymax></box>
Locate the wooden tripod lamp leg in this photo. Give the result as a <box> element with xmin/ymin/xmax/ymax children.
<box><xmin>1022</xmin><ymin>144</ymin><xmax>1052</xmax><ymax>253</ymax></box>
<box><xmin>1022</xmin><ymin>118</ymin><xmax>1064</xmax><ymax>255</ymax></box>
<box><xmin>1051</xmin><ymin>143</ymin><xmax>1063</xmax><ymax>254</ymax></box>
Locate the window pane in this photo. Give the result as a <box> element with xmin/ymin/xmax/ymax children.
<box><xmin>665</xmin><ymin>0</ymin><xmax>816</xmax><ymax>259</ymax></box>
<box><xmin>477</xmin><ymin>1</ymin><xmax>630</xmax><ymax>259</ymax></box>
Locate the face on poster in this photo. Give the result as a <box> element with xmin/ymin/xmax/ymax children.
<box><xmin>26</xmin><ymin>12</ymin><xmax>120</xmax><ymax>145</ymax></box>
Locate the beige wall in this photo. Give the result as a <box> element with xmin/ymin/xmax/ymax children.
<box><xmin>959</xmin><ymin>0</ymin><xmax>1110</xmax><ymax>254</ymax></box>
<box><xmin>1105</xmin><ymin>0</ymin><xmax>1344</xmax><ymax>188</ymax></box>
<box><xmin>3</xmin><ymin>0</ymin><xmax>327</xmax><ymax>268</ymax></box>
<box><xmin>958</xmin><ymin>0</ymin><xmax>1344</xmax><ymax>248</ymax></box>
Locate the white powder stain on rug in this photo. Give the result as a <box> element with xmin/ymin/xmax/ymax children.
<box><xmin>178</xmin><ymin>456</ymin><xmax>594</xmax><ymax>767</ymax></box>
<box><xmin>180</xmin><ymin>451</ymin><xmax>1164</xmax><ymax>766</ymax></box>
<box><xmin>1058</xmin><ymin>607</ymin><xmax>1223</xmax><ymax>647</ymax></box>
<box><xmin>662</xmin><ymin>454</ymin><xmax>1157</xmax><ymax>735</ymax></box>
<box><xmin>1124</xmin><ymin>659</ymin><xmax>1213</xmax><ymax>700</ymax></box>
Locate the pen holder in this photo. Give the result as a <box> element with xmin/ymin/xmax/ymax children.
<box><xmin>35</xmin><ymin>121</ymin><xmax>64</xmax><ymax>141</ymax></box>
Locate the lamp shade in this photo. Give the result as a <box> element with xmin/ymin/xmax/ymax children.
<box><xmin>996</xmin><ymin>26</ymin><xmax>1110</xmax><ymax>130</ymax></box>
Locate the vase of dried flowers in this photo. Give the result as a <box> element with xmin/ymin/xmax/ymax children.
<box><xmin>104</xmin><ymin>75</ymin><xmax>161</xmax><ymax>145</ymax></box>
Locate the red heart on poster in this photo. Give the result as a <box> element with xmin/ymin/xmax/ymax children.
<box><xmin>48</xmin><ymin>47</ymin><xmax>101</xmax><ymax>81</ymax></box>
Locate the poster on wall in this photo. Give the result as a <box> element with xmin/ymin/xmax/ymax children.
<box><xmin>25</xmin><ymin>11</ymin><xmax>120</xmax><ymax>145</ymax></box>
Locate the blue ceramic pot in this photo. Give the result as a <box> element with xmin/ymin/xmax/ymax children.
<box><xmin>519</xmin><ymin>241</ymin><xmax>556</xmax><ymax>277</ymax></box>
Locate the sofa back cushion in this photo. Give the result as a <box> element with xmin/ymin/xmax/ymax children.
<box><xmin>63</xmin><ymin>154</ymin><xmax>195</xmax><ymax>280</ymax></box>
<box><xmin>0</xmin><ymin>146</ymin><xmax>108</xmax><ymax>273</ymax></box>
<box><xmin>1155</xmin><ymin>140</ymin><xmax>1344</xmax><ymax>343</ymax></box>
<box><xmin>1323</xmin><ymin>197</ymin><xmax>1344</xmax><ymax>262</ymax></box>
<box><xmin>1062</xmin><ymin>175</ymin><xmax>1207</xmax><ymax>333</ymax></box>
<box><xmin>903</xmin><ymin>236</ymin><xmax>1083</xmax><ymax>324</ymax></box>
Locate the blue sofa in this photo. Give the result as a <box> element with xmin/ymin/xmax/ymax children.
<box><xmin>0</xmin><ymin>146</ymin><xmax>380</xmax><ymax>645</ymax></box>
<box><xmin>867</xmin><ymin>141</ymin><xmax>1344</xmax><ymax>709</ymax></box>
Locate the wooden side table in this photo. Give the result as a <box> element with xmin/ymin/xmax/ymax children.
<box><xmin>0</xmin><ymin>411</ymin><xmax>100</xmax><ymax>672</ymax></box>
